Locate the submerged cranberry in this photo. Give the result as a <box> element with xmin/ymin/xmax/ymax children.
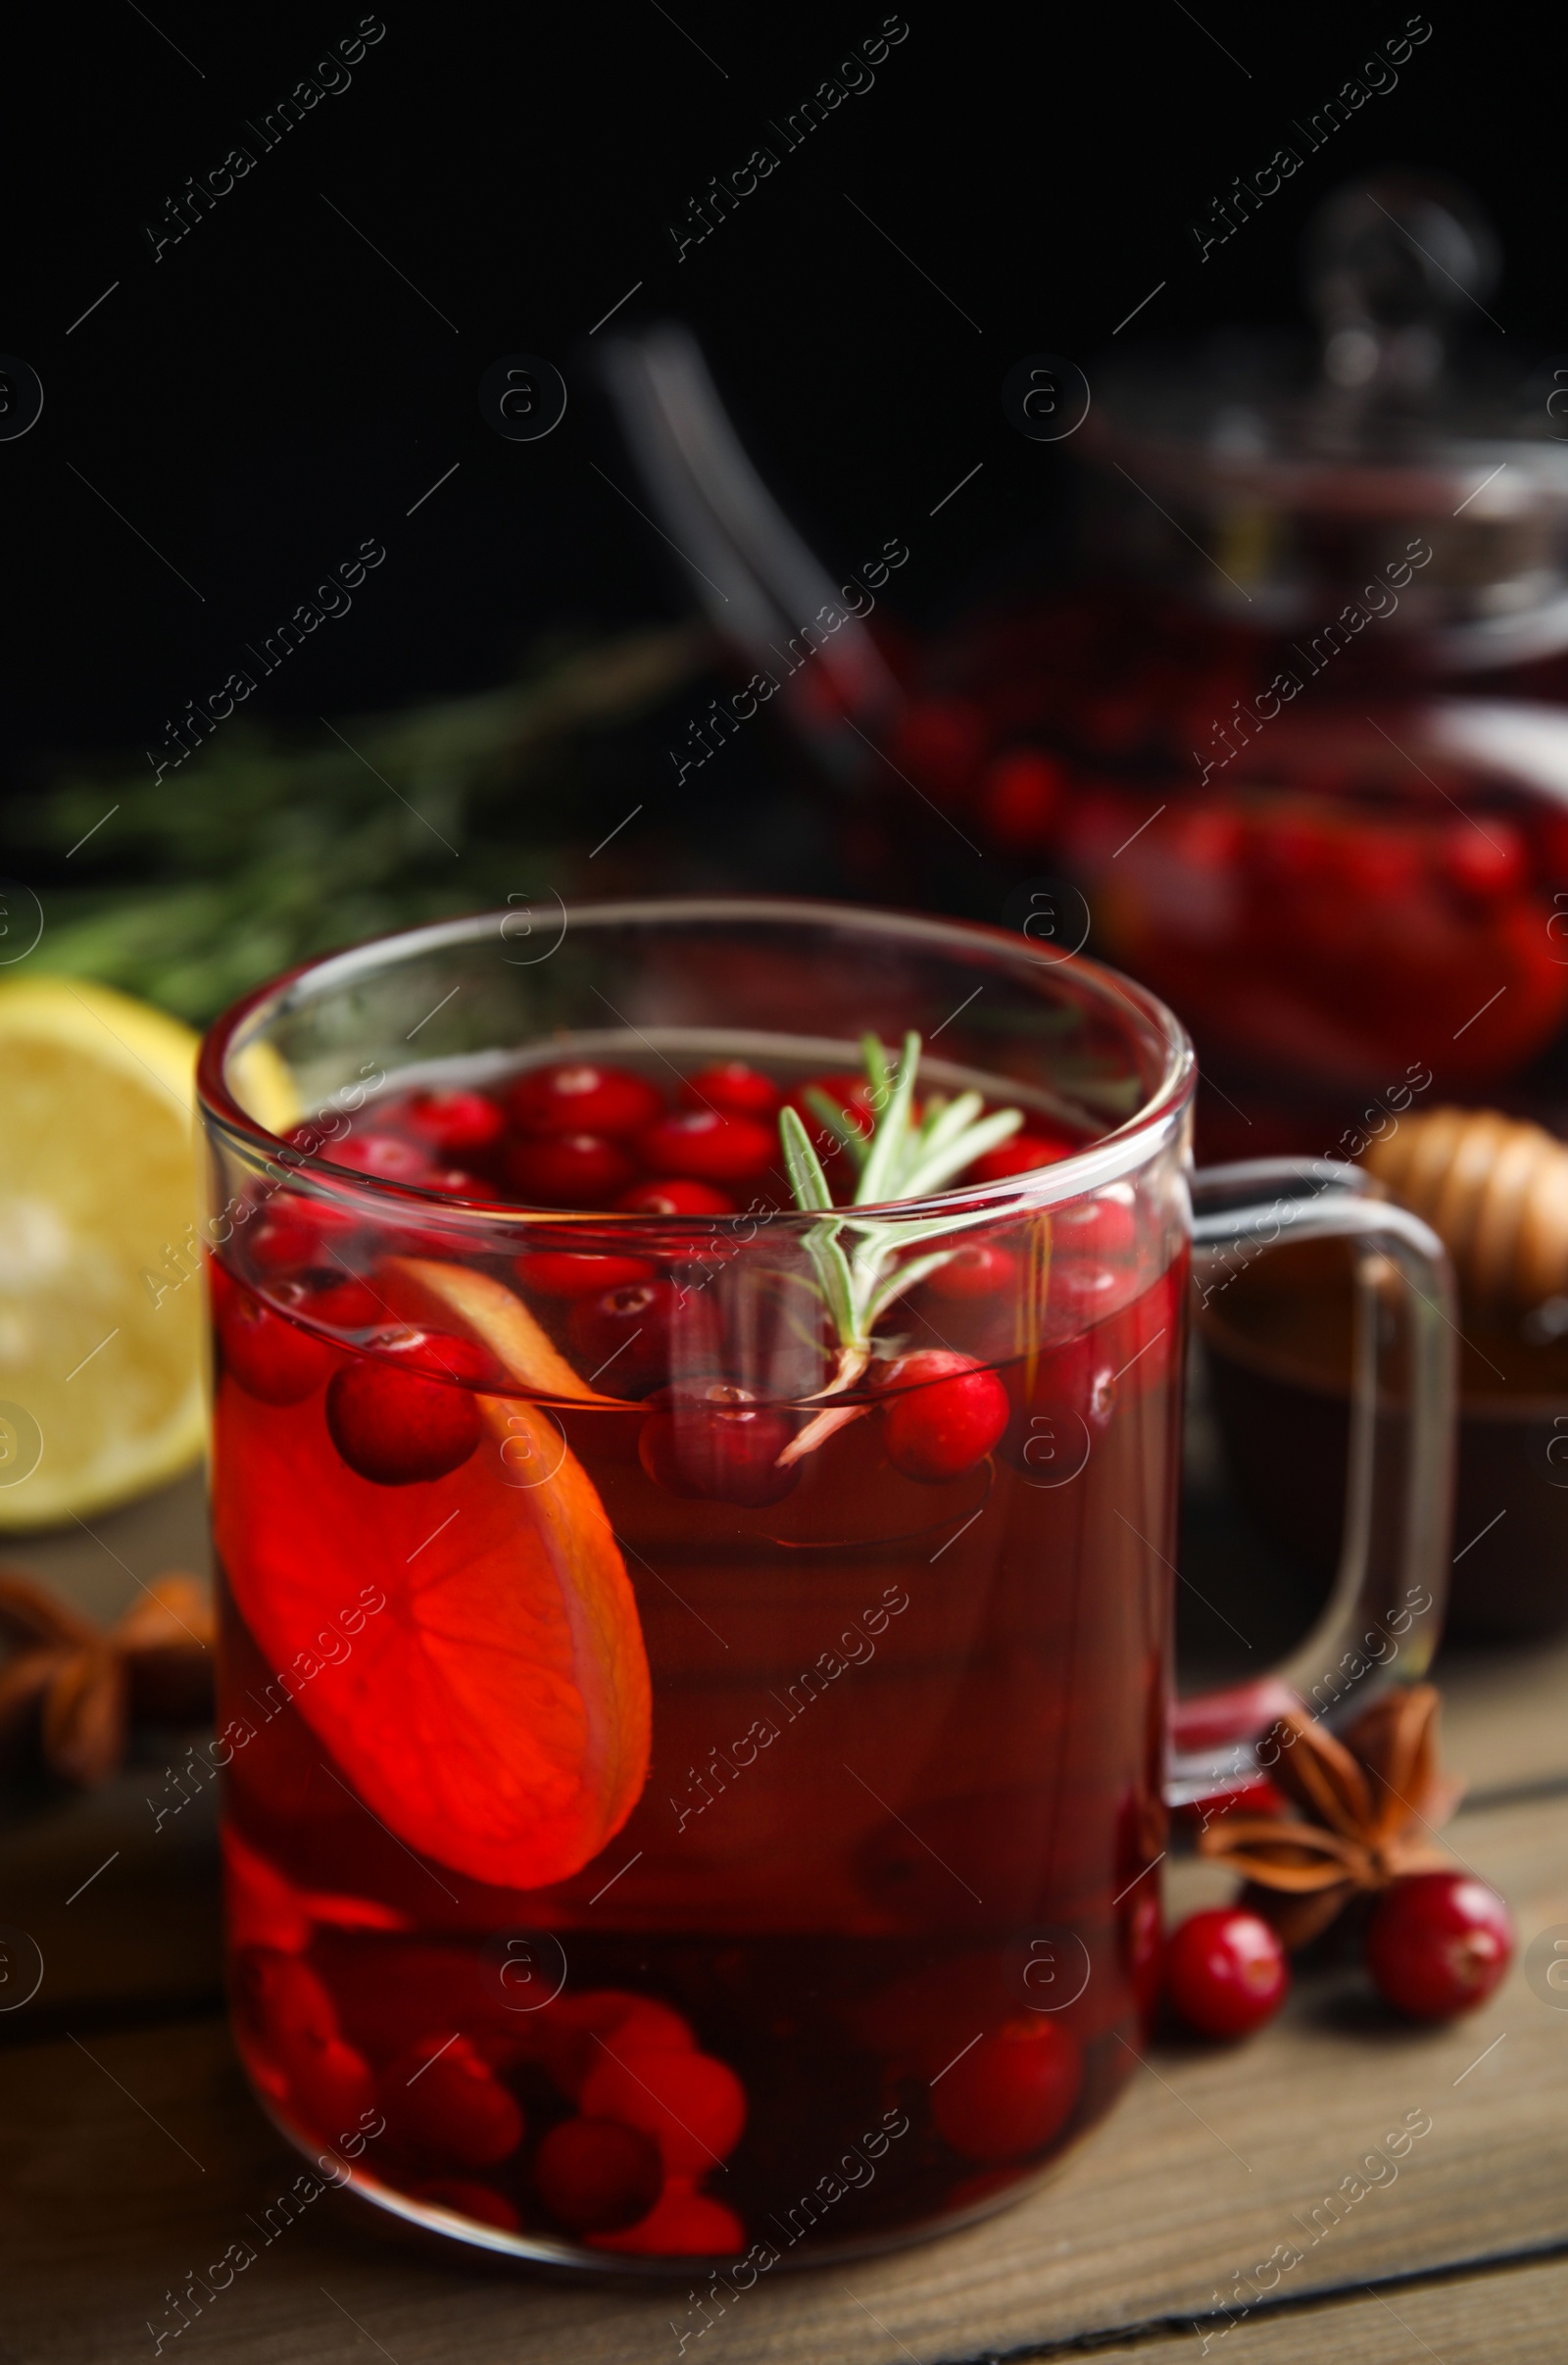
<box><xmin>508</xmin><ymin>1061</ymin><xmax>663</xmax><ymax>1139</ymax></box>
<box><xmin>926</xmin><ymin>1242</ymin><xmax>1018</xmax><ymax>1300</ymax></box>
<box><xmin>639</xmin><ymin>1381</ymin><xmax>799</xmax><ymax>1507</ymax></box>
<box><xmin>504</xmin><ymin>1132</ymin><xmax>635</xmax><ymax>1207</ymax></box>
<box><xmin>614</xmin><ymin>1178</ymin><xmax>738</xmax><ymax>1216</ymax></box>
<box><xmin>635</xmin><ymin>1109</ymin><xmax>777</xmax><ymax>1185</ymax></box>
<box><xmin>515</xmin><ymin>1251</ymin><xmax>656</xmax><ymax>1299</ymax></box>
<box><xmin>931</xmin><ymin>2018</ymin><xmax>1082</xmax><ymax>2162</ymax></box>
<box><xmin>579</xmin><ymin>2045</ymin><xmax>747</xmax><ymax>2175</ymax></box>
<box><xmin>380</xmin><ymin>2033</ymin><xmax>524</xmax><ymax>2169</ymax></box>
<box><xmin>220</xmin><ymin>1293</ymin><xmax>335</xmax><ymax>1405</ymax></box>
<box><xmin>680</xmin><ymin>1060</ymin><xmax>782</xmax><ymax>1118</ymax></box>
<box><xmin>298</xmin><ymin>1275</ymin><xmax>388</xmax><ymax>1331</ymax></box>
<box><xmin>567</xmin><ymin>1280</ymin><xmax>673</xmax><ymax>1392</ymax></box>
<box><xmin>395</xmin><ymin>1088</ymin><xmax>506</xmax><ymax>1158</ymax></box>
<box><xmin>968</xmin><ymin>1132</ymin><xmax>1077</xmax><ymax>1184</ymax></box>
<box><xmin>324</xmin><ymin>1330</ymin><xmax>488</xmax><ymax>1484</ymax></box>
<box><xmin>412</xmin><ymin>2179</ymin><xmax>520</xmax><ymax>2232</ymax></box>
<box><xmin>877</xmin><ymin>1352</ymin><xmax>1009</xmax><ymax>1481</ymax></box>
<box><xmin>244</xmin><ymin>1201</ymin><xmax>359</xmax><ymax>1275</ymax></box>
<box><xmin>540</xmin><ymin>1992</ymin><xmax>697</xmax><ymax>2101</ymax></box>
<box><xmin>328</xmin><ymin>1132</ymin><xmax>435</xmax><ymax>1182</ymax></box>
<box><xmin>534</xmin><ymin>2116</ymin><xmax>663</xmax><ymax>2233</ymax></box>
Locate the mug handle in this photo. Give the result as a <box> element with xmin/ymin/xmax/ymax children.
<box><xmin>1168</xmin><ymin>1157</ymin><xmax>1457</xmax><ymax>1804</ymax></box>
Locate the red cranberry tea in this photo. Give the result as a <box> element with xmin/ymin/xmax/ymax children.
<box><xmin>209</xmin><ymin>1028</ymin><xmax>1185</xmax><ymax>2264</ymax></box>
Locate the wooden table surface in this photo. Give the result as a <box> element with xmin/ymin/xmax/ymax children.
<box><xmin>4</xmin><ymin>1472</ymin><xmax>1567</xmax><ymax>2365</ymax></box>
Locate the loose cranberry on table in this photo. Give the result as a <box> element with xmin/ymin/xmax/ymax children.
<box><xmin>639</xmin><ymin>1382</ymin><xmax>799</xmax><ymax>1507</ymax></box>
<box><xmin>926</xmin><ymin>1242</ymin><xmax>1018</xmax><ymax>1300</ymax></box>
<box><xmin>1164</xmin><ymin>1907</ymin><xmax>1288</xmax><ymax>2040</ymax></box>
<box><xmin>534</xmin><ymin>2116</ymin><xmax>663</xmax><ymax>2234</ymax></box>
<box><xmin>681</xmin><ymin>1060</ymin><xmax>782</xmax><ymax>1118</ymax></box>
<box><xmin>508</xmin><ymin>1061</ymin><xmax>663</xmax><ymax>1139</ymax></box>
<box><xmin>514</xmin><ymin>1251</ymin><xmax>656</xmax><ymax>1299</ymax></box>
<box><xmin>219</xmin><ymin>1292</ymin><xmax>336</xmax><ymax>1405</ymax></box>
<box><xmin>932</xmin><ymin>2017</ymin><xmax>1082</xmax><ymax>2162</ymax></box>
<box><xmin>878</xmin><ymin>1352</ymin><xmax>1009</xmax><ymax>1482</ymax></box>
<box><xmin>324</xmin><ymin>1329</ymin><xmax>488</xmax><ymax>1484</ymax></box>
<box><xmin>1366</xmin><ymin>1873</ymin><xmax>1515</xmax><ymax>2020</ymax></box>
<box><xmin>392</xmin><ymin>1087</ymin><xmax>507</xmax><ymax>1159</ymax></box>
<box><xmin>379</xmin><ymin>2033</ymin><xmax>524</xmax><ymax>2169</ymax></box>
<box><xmin>614</xmin><ymin>1177</ymin><xmax>738</xmax><ymax>1216</ymax></box>
<box><xmin>504</xmin><ymin>1131</ymin><xmax>636</xmax><ymax>1208</ymax></box>
<box><xmin>635</xmin><ymin>1109</ymin><xmax>777</xmax><ymax>1185</ymax></box>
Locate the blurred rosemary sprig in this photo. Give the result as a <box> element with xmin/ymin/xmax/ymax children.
<box><xmin>3</xmin><ymin>625</ymin><xmax>706</xmax><ymax>1023</ymax></box>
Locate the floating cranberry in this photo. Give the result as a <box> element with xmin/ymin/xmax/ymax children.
<box><xmin>980</xmin><ymin>749</ymin><xmax>1065</xmax><ymax>851</ymax></box>
<box><xmin>534</xmin><ymin>2116</ymin><xmax>664</xmax><ymax>2233</ymax></box>
<box><xmin>635</xmin><ymin>1109</ymin><xmax>777</xmax><ymax>1185</ymax></box>
<box><xmin>380</xmin><ymin>2033</ymin><xmax>524</xmax><ymax>2169</ymax></box>
<box><xmin>878</xmin><ymin>1352</ymin><xmax>1009</xmax><ymax>1481</ymax></box>
<box><xmin>926</xmin><ymin>1242</ymin><xmax>1018</xmax><ymax>1300</ymax></box>
<box><xmin>1165</xmin><ymin>1907</ymin><xmax>1288</xmax><ymax>2039</ymax></box>
<box><xmin>541</xmin><ymin>1992</ymin><xmax>698</xmax><ymax>2100</ymax></box>
<box><xmin>396</xmin><ymin>1088</ymin><xmax>507</xmax><ymax>1158</ymax></box>
<box><xmin>566</xmin><ymin>1279</ymin><xmax>676</xmax><ymax>1393</ymax></box>
<box><xmin>509</xmin><ymin>1061</ymin><xmax>663</xmax><ymax>1139</ymax></box>
<box><xmin>329</xmin><ymin>1132</ymin><xmax>434</xmax><ymax>1183</ymax></box>
<box><xmin>325</xmin><ymin>1330</ymin><xmax>485</xmax><ymax>1484</ymax></box>
<box><xmin>412</xmin><ymin>2178</ymin><xmax>520</xmax><ymax>2232</ymax></box>
<box><xmin>680</xmin><ymin>1060</ymin><xmax>782</xmax><ymax>1119</ymax></box>
<box><xmin>931</xmin><ymin>2017</ymin><xmax>1082</xmax><ymax>2162</ymax></box>
<box><xmin>615</xmin><ymin>1178</ymin><xmax>738</xmax><ymax>1216</ymax></box>
<box><xmin>220</xmin><ymin>1295</ymin><xmax>335</xmax><ymax>1404</ymax></box>
<box><xmin>639</xmin><ymin>1382</ymin><xmax>799</xmax><ymax>1507</ymax></box>
<box><xmin>580</xmin><ymin>2045</ymin><xmax>746</xmax><ymax>2175</ymax></box>
<box><xmin>514</xmin><ymin>1251</ymin><xmax>656</xmax><ymax>1300</ymax></box>
<box><xmin>969</xmin><ymin>1132</ymin><xmax>1078</xmax><ymax>1184</ymax></box>
<box><xmin>1366</xmin><ymin>1873</ymin><xmax>1514</xmax><ymax>2020</ymax></box>
<box><xmin>504</xmin><ymin>1132</ymin><xmax>636</xmax><ymax>1208</ymax></box>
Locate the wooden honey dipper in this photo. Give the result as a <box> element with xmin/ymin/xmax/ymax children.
<box><xmin>1363</xmin><ymin>1107</ymin><xmax>1568</xmax><ymax>1317</ymax></box>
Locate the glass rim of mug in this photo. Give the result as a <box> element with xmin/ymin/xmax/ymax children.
<box><xmin>197</xmin><ymin>896</ymin><xmax>1197</xmax><ymax>1225</ymax></box>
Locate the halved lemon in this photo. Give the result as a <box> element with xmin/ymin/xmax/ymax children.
<box><xmin>0</xmin><ymin>977</ymin><xmax>206</xmax><ymax>1528</ymax></box>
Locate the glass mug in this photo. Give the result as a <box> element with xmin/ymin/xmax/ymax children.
<box><xmin>196</xmin><ymin>899</ymin><xmax>1453</xmax><ymax>2270</ymax></box>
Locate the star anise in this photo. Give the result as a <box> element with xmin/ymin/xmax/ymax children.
<box><xmin>0</xmin><ymin>1567</ymin><xmax>215</xmax><ymax>1787</ymax></box>
<box><xmin>1198</xmin><ymin>1683</ymin><xmax>1461</xmax><ymax>1948</ymax></box>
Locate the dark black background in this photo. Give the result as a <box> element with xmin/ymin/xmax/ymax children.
<box><xmin>3</xmin><ymin>2</ymin><xmax>1560</xmax><ymax>785</ymax></box>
